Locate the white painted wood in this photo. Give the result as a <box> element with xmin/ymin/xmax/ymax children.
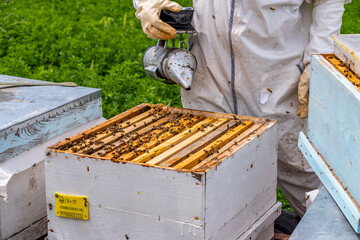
<box><xmin>0</xmin><ymin>161</ymin><xmax>45</xmax><ymax>239</ymax></box>
<box><xmin>251</xmin><ymin>223</ymin><xmax>274</xmax><ymax>240</ymax></box>
<box><xmin>205</xmin><ymin>125</ymin><xmax>278</xmax><ymax>239</ymax></box>
<box><xmin>237</xmin><ymin>202</ymin><xmax>281</xmax><ymax>240</ymax></box>
<box><xmin>289</xmin><ymin>187</ymin><xmax>360</xmax><ymax>239</ymax></box>
<box><xmin>0</xmin><ymin>118</ymin><xmax>104</xmax><ymax>239</ymax></box>
<box><xmin>48</xmin><ymin>206</ymin><xmax>204</xmax><ymax>240</ymax></box>
<box><xmin>0</xmin><ymin>99</ymin><xmax>103</xmax><ymax>160</ymax></box>
<box><xmin>298</xmin><ymin>132</ymin><xmax>360</xmax><ymax>233</ymax></box>
<box><xmin>45</xmin><ymin>121</ymin><xmax>278</xmax><ymax>239</ymax></box>
<box><xmin>0</xmin><ymin>74</ymin><xmax>102</xmax><ymax>137</ymax></box>
<box><xmin>7</xmin><ymin>217</ymin><xmax>47</xmax><ymax>240</ymax></box>
<box><xmin>308</xmin><ymin>55</ymin><xmax>360</xmax><ymax>207</ymax></box>
<box><xmin>332</xmin><ymin>34</ymin><xmax>360</xmax><ymax>76</ymax></box>
<box><xmin>46</xmin><ymin>153</ymin><xmax>204</xmax><ymax>240</ymax></box>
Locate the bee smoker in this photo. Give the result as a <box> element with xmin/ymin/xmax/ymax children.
<box><xmin>142</xmin><ymin>8</ymin><xmax>197</xmax><ymax>91</ymax></box>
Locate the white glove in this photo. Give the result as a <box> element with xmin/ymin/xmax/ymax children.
<box><xmin>136</xmin><ymin>0</ymin><xmax>182</xmax><ymax>40</ymax></box>
<box><xmin>296</xmin><ymin>64</ymin><xmax>311</xmax><ymax>119</ymax></box>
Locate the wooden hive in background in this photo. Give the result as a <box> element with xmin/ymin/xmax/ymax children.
<box><xmin>299</xmin><ymin>48</ymin><xmax>360</xmax><ymax>233</ymax></box>
<box><xmin>0</xmin><ymin>75</ymin><xmax>104</xmax><ymax>240</ymax></box>
<box><xmin>46</xmin><ymin>103</ymin><xmax>280</xmax><ymax>240</ymax></box>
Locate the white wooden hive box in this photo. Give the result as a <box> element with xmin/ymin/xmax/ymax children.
<box><xmin>332</xmin><ymin>34</ymin><xmax>360</xmax><ymax>77</ymax></box>
<box><xmin>46</xmin><ymin>103</ymin><xmax>279</xmax><ymax>239</ymax></box>
<box><xmin>299</xmin><ymin>52</ymin><xmax>360</xmax><ymax>233</ymax></box>
<box><xmin>0</xmin><ymin>75</ymin><xmax>104</xmax><ymax>240</ymax></box>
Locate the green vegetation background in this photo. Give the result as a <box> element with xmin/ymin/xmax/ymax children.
<box><xmin>0</xmin><ymin>0</ymin><xmax>359</xmax><ymax>212</ymax></box>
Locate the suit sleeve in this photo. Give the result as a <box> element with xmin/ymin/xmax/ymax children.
<box><xmin>133</xmin><ymin>0</ymin><xmax>139</xmax><ymax>9</ymax></box>
<box><xmin>303</xmin><ymin>0</ymin><xmax>351</xmax><ymax>65</ymax></box>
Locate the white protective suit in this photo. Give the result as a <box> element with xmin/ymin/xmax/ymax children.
<box><xmin>134</xmin><ymin>0</ymin><xmax>350</xmax><ymax>216</ymax></box>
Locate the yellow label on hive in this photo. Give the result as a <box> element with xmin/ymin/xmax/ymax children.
<box><xmin>54</xmin><ymin>192</ymin><xmax>89</xmax><ymax>220</ymax></box>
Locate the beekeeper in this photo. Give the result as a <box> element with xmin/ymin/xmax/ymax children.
<box><xmin>133</xmin><ymin>0</ymin><xmax>350</xmax><ymax>217</ymax></box>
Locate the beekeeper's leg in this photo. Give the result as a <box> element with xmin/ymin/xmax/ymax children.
<box><xmin>277</xmin><ymin>119</ymin><xmax>322</xmax><ymax>217</ymax></box>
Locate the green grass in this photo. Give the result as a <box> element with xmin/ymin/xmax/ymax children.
<box><xmin>0</xmin><ymin>0</ymin><xmax>190</xmax><ymax>118</ymax></box>
<box><xmin>277</xmin><ymin>186</ymin><xmax>292</xmax><ymax>212</ymax></box>
<box><xmin>0</xmin><ymin>0</ymin><xmax>359</xmax><ymax>213</ymax></box>
<box><xmin>342</xmin><ymin>1</ymin><xmax>360</xmax><ymax>34</ymax></box>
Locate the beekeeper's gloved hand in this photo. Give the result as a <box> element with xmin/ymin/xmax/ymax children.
<box><xmin>296</xmin><ymin>64</ymin><xmax>311</xmax><ymax>119</ymax></box>
<box><xmin>136</xmin><ymin>0</ymin><xmax>182</xmax><ymax>40</ymax></box>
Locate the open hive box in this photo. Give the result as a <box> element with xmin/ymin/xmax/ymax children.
<box><xmin>46</xmin><ymin>103</ymin><xmax>280</xmax><ymax>239</ymax></box>
<box><xmin>298</xmin><ymin>34</ymin><xmax>360</xmax><ymax>234</ymax></box>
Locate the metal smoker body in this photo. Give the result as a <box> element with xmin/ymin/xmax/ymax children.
<box><xmin>142</xmin><ymin>8</ymin><xmax>197</xmax><ymax>90</ymax></box>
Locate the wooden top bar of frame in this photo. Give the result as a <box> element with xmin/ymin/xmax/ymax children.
<box><xmin>48</xmin><ymin>104</ymin><xmax>276</xmax><ymax>173</ymax></box>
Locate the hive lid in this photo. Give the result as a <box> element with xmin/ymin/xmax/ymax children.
<box><xmin>332</xmin><ymin>34</ymin><xmax>360</xmax><ymax>77</ymax></box>
<box><xmin>49</xmin><ymin>103</ymin><xmax>276</xmax><ymax>173</ymax></box>
<box><xmin>0</xmin><ymin>75</ymin><xmax>101</xmax><ymax>137</ymax></box>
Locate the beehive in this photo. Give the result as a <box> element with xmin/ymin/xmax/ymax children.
<box><xmin>0</xmin><ymin>74</ymin><xmax>104</xmax><ymax>239</ymax></box>
<box><xmin>298</xmin><ymin>48</ymin><xmax>360</xmax><ymax>233</ymax></box>
<box><xmin>46</xmin><ymin>103</ymin><xmax>280</xmax><ymax>239</ymax></box>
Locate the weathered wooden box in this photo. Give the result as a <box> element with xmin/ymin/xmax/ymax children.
<box><xmin>298</xmin><ymin>51</ymin><xmax>360</xmax><ymax>233</ymax></box>
<box><xmin>46</xmin><ymin>104</ymin><xmax>280</xmax><ymax>239</ymax></box>
<box><xmin>0</xmin><ymin>75</ymin><xmax>104</xmax><ymax>239</ymax></box>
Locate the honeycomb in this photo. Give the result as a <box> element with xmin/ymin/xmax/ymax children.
<box><xmin>50</xmin><ymin>104</ymin><xmax>272</xmax><ymax>172</ymax></box>
<box><xmin>324</xmin><ymin>54</ymin><xmax>360</xmax><ymax>88</ymax></box>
